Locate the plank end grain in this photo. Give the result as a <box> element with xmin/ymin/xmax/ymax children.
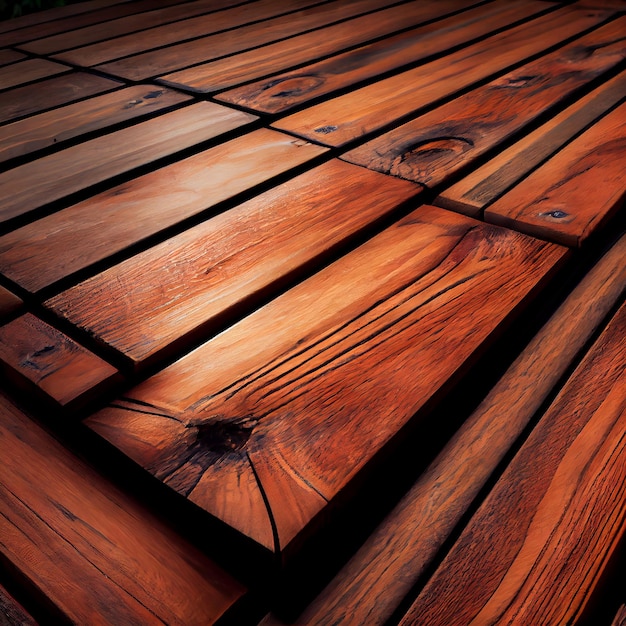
<box><xmin>0</xmin><ymin>285</ymin><xmax>22</xmax><ymax>322</ymax></box>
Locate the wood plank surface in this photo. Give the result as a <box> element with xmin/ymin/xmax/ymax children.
<box><xmin>342</xmin><ymin>18</ymin><xmax>626</xmax><ymax>187</ymax></box>
<box><xmin>0</xmin><ymin>584</ymin><xmax>36</xmax><ymax>626</ymax></box>
<box><xmin>0</xmin><ymin>129</ymin><xmax>326</xmax><ymax>293</ymax></box>
<box><xmin>216</xmin><ymin>0</ymin><xmax>550</xmax><ymax>111</ymax></box>
<box><xmin>45</xmin><ymin>161</ymin><xmax>421</xmax><ymax>368</ymax></box>
<box><xmin>262</xmin><ymin>232</ymin><xmax>626</xmax><ymax>626</ymax></box>
<box><xmin>0</xmin><ymin>58</ymin><xmax>68</xmax><ymax>91</ymax></box>
<box><xmin>0</xmin><ymin>284</ymin><xmax>22</xmax><ymax>322</ymax></box>
<box><xmin>484</xmin><ymin>100</ymin><xmax>626</xmax><ymax>247</ymax></box>
<box><xmin>435</xmin><ymin>71</ymin><xmax>626</xmax><ymax>216</ymax></box>
<box><xmin>0</xmin><ymin>101</ymin><xmax>256</xmax><ymax>227</ymax></box>
<box><xmin>0</xmin><ymin>313</ymin><xmax>119</xmax><ymax>409</ymax></box>
<box><xmin>613</xmin><ymin>605</ymin><xmax>626</xmax><ymax>626</ymax></box>
<box><xmin>0</xmin><ymin>49</ymin><xmax>25</xmax><ymax>66</ymax></box>
<box><xmin>401</xmin><ymin>300</ymin><xmax>626</xmax><ymax>626</ymax></box>
<box><xmin>85</xmin><ymin>206</ymin><xmax>566</xmax><ymax>553</ymax></box>
<box><xmin>0</xmin><ymin>390</ymin><xmax>247</xmax><ymax>624</ymax></box>
<box><xmin>271</xmin><ymin>8</ymin><xmax>614</xmax><ymax>147</ymax></box>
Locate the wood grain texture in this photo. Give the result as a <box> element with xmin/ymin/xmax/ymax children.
<box><xmin>342</xmin><ymin>18</ymin><xmax>626</xmax><ymax>188</ymax></box>
<box><xmin>0</xmin><ymin>58</ymin><xmax>68</xmax><ymax>91</ymax></box>
<box><xmin>0</xmin><ymin>129</ymin><xmax>326</xmax><ymax>293</ymax></box>
<box><xmin>435</xmin><ymin>71</ymin><xmax>626</xmax><ymax>216</ymax></box>
<box><xmin>216</xmin><ymin>0</ymin><xmax>550</xmax><ymax>111</ymax></box>
<box><xmin>401</xmin><ymin>300</ymin><xmax>626</xmax><ymax>626</ymax></box>
<box><xmin>46</xmin><ymin>160</ymin><xmax>421</xmax><ymax>368</ymax></box>
<box><xmin>0</xmin><ymin>390</ymin><xmax>247</xmax><ymax>625</ymax></box>
<box><xmin>262</xmin><ymin>232</ymin><xmax>626</xmax><ymax>626</ymax></box>
<box><xmin>0</xmin><ymin>313</ymin><xmax>119</xmax><ymax>409</ymax></box>
<box><xmin>485</xmin><ymin>100</ymin><xmax>626</xmax><ymax>246</ymax></box>
<box><xmin>0</xmin><ymin>101</ymin><xmax>256</xmax><ymax>226</ymax></box>
<box><xmin>0</xmin><ymin>49</ymin><xmax>25</xmax><ymax>67</ymax></box>
<box><xmin>160</xmin><ymin>0</ymin><xmax>494</xmax><ymax>94</ymax></box>
<box><xmin>0</xmin><ymin>72</ymin><xmax>120</xmax><ymax>125</ymax></box>
<box><xmin>85</xmin><ymin>206</ymin><xmax>566</xmax><ymax>553</ymax></box>
<box><xmin>0</xmin><ymin>583</ymin><xmax>36</xmax><ymax>626</ymax></box>
<box><xmin>271</xmin><ymin>7</ymin><xmax>612</xmax><ymax>147</ymax></box>
<box><xmin>0</xmin><ymin>85</ymin><xmax>190</xmax><ymax>163</ymax></box>
<box><xmin>613</xmin><ymin>605</ymin><xmax>626</xmax><ymax>626</ymax></box>
<box><xmin>0</xmin><ymin>284</ymin><xmax>22</xmax><ymax>322</ymax></box>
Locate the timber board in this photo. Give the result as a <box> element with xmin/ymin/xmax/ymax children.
<box><xmin>0</xmin><ymin>58</ymin><xmax>68</xmax><ymax>91</ymax></box>
<box><xmin>0</xmin><ymin>49</ymin><xmax>26</xmax><ymax>67</ymax></box>
<box><xmin>0</xmin><ymin>284</ymin><xmax>22</xmax><ymax>322</ymax></box>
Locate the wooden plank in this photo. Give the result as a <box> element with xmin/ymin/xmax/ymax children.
<box><xmin>435</xmin><ymin>71</ymin><xmax>626</xmax><ymax>216</ymax></box>
<box><xmin>0</xmin><ymin>72</ymin><xmax>120</xmax><ymax>125</ymax></box>
<box><xmin>0</xmin><ymin>313</ymin><xmax>119</xmax><ymax>409</ymax></box>
<box><xmin>262</xmin><ymin>232</ymin><xmax>626</xmax><ymax>626</ymax></box>
<box><xmin>85</xmin><ymin>205</ymin><xmax>566</xmax><ymax>554</ymax></box>
<box><xmin>400</xmin><ymin>300</ymin><xmax>626</xmax><ymax>626</ymax></box>
<box><xmin>485</xmin><ymin>100</ymin><xmax>626</xmax><ymax>247</ymax></box>
<box><xmin>342</xmin><ymin>18</ymin><xmax>626</xmax><ymax>187</ymax></box>
<box><xmin>0</xmin><ymin>583</ymin><xmax>36</xmax><ymax>626</ymax></box>
<box><xmin>215</xmin><ymin>0</ymin><xmax>551</xmax><ymax>110</ymax></box>
<box><xmin>0</xmin><ymin>58</ymin><xmax>68</xmax><ymax>91</ymax></box>
<box><xmin>45</xmin><ymin>160</ymin><xmax>422</xmax><ymax>368</ymax></box>
<box><xmin>271</xmin><ymin>8</ymin><xmax>614</xmax><ymax>147</ymax></box>
<box><xmin>613</xmin><ymin>605</ymin><xmax>626</xmax><ymax>626</ymax></box>
<box><xmin>0</xmin><ymin>129</ymin><xmax>326</xmax><ymax>293</ymax></box>
<box><xmin>0</xmin><ymin>49</ymin><xmax>26</xmax><ymax>67</ymax></box>
<box><xmin>0</xmin><ymin>284</ymin><xmax>22</xmax><ymax>321</ymax></box>
<box><xmin>0</xmin><ymin>85</ymin><xmax>191</xmax><ymax>164</ymax></box>
<box><xmin>161</xmin><ymin>0</ymin><xmax>500</xmax><ymax>94</ymax></box>
<box><xmin>0</xmin><ymin>390</ymin><xmax>247</xmax><ymax>624</ymax></box>
<box><xmin>0</xmin><ymin>101</ymin><xmax>257</xmax><ymax>227</ymax></box>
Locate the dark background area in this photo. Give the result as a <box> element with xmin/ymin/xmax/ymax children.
<box><xmin>1</xmin><ymin>0</ymin><xmax>85</xmax><ymax>20</ymax></box>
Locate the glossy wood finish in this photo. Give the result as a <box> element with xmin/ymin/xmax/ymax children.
<box><xmin>0</xmin><ymin>58</ymin><xmax>68</xmax><ymax>90</ymax></box>
<box><xmin>0</xmin><ymin>284</ymin><xmax>22</xmax><ymax>322</ymax></box>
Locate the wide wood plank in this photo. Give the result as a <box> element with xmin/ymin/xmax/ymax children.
<box><xmin>272</xmin><ymin>8</ymin><xmax>614</xmax><ymax>147</ymax></box>
<box><xmin>0</xmin><ymin>101</ymin><xmax>256</xmax><ymax>227</ymax></box>
<box><xmin>0</xmin><ymin>284</ymin><xmax>22</xmax><ymax>322</ymax></box>
<box><xmin>216</xmin><ymin>0</ymin><xmax>550</xmax><ymax>111</ymax></box>
<box><xmin>0</xmin><ymin>49</ymin><xmax>25</xmax><ymax>66</ymax></box>
<box><xmin>262</xmin><ymin>232</ymin><xmax>626</xmax><ymax>626</ymax></box>
<box><xmin>485</xmin><ymin>100</ymin><xmax>626</xmax><ymax>247</ymax></box>
<box><xmin>342</xmin><ymin>18</ymin><xmax>626</xmax><ymax>187</ymax></box>
<box><xmin>85</xmin><ymin>206</ymin><xmax>566</xmax><ymax>554</ymax></box>
<box><xmin>0</xmin><ymin>390</ymin><xmax>247</xmax><ymax>624</ymax></box>
<box><xmin>435</xmin><ymin>71</ymin><xmax>626</xmax><ymax>216</ymax></box>
<box><xmin>401</xmin><ymin>300</ymin><xmax>626</xmax><ymax>626</ymax></box>
<box><xmin>0</xmin><ymin>129</ymin><xmax>326</xmax><ymax>293</ymax></box>
<box><xmin>45</xmin><ymin>161</ymin><xmax>421</xmax><ymax>368</ymax></box>
<box><xmin>0</xmin><ymin>58</ymin><xmax>68</xmax><ymax>91</ymax></box>
<box><xmin>0</xmin><ymin>583</ymin><xmax>36</xmax><ymax>626</ymax></box>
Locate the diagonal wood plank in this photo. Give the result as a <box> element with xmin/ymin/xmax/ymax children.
<box><xmin>0</xmin><ymin>583</ymin><xmax>36</xmax><ymax>626</ymax></box>
<box><xmin>0</xmin><ymin>58</ymin><xmax>68</xmax><ymax>91</ymax></box>
<box><xmin>272</xmin><ymin>8</ymin><xmax>616</xmax><ymax>147</ymax></box>
<box><xmin>0</xmin><ymin>284</ymin><xmax>22</xmax><ymax>322</ymax></box>
<box><xmin>0</xmin><ymin>49</ymin><xmax>25</xmax><ymax>67</ymax></box>
<box><xmin>0</xmin><ymin>129</ymin><xmax>326</xmax><ymax>293</ymax></box>
<box><xmin>45</xmin><ymin>160</ymin><xmax>422</xmax><ymax>368</ymax></box>
<box><xmin>85</xmin><ymin>205</ymin><xmax>566</xmax><ymax>554</ymax></box>
<box><xmin>484</xmin><ymin>100</ymin><xmax>626</xmax><ymax>246</ymax></box>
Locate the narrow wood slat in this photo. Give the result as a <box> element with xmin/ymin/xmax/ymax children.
<box><xmin>0</xmin><ymin>58</ymin><xmax>68</xmax><ymax>91</ymax></box>
<box><xmin>85</xmin><ymin>206</ymin><xmax>566</xmax><ymax>554</ymax></box>
<box><xmin>0</xmin><ymin>128</ymin><xmax>326</xmax><ymax>293</ymax></box>
<box><xmin>272</xmin><ymin>8</ymin><xmax>613</xmax><ymax>147</ymax></box>
<box><xmin>342</xmin><ymin>18</ymin><xmax>626</xmax><ymax>188</ymax></box>
<box><xmin>484</xmin><ymin>100</ymin><xmax>626</xmax><ymax>247</ymax></box>
<box><xmin>0</xmin><ymin>284</ymin><xmax>22</xmax><ymax>322</ymax></box>
<box><xmin>0</xmin><ymin>85</ymin><xmax>191</xmax><ymax>164</ymax></box>
<box><xmin>0</xmin><ymin>101</ymin><xmax>256</xmax><ymax>227</ymax></box>
<box><xmin>401</xmin><ymin>301</ymin><xmax>626</xmax><ymax>626</ymax></box>
<box><xmin>0</xmin><ymin>313</ymin><xmax>119</xmax><ymax>409</ymax></box>
<box><xmin>613</xmin><ymin>605</ymin><xmax>626</xmax><ymax>626</ymax></box>
<box><xmin>215</xmin><ymin>0</ymin><xmax>550</xmax><ymax>111</ymax></box>
<box><xmin>435</xmin><ymin>71</ymin><xmax>626</xmax><ymax>216</ymax></box>
<box><xmin>45</xmin><ymin>160</ymin><xmax>422</xmax><ymax>368</ymax></box>
<box><xmin>0</xmin><ymin>49</ymin><xmax>25</xmax><ymax>67</ymax></box>
<box><xmin>262</xmin><ymin>232</ymin><xmax>626</xmax><ymax>626</ymax></box>
<box><xmin>0</xmin><ymin>390</ymin><xmax>247</xmax><ymax>624</ymax></box>
<box><xmin>0</xmin><ymin>583</ymin><xmax>36</xmax><ymax>626</ymax></box>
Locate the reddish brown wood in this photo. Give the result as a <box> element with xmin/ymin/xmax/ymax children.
<box><xmin>401</xmin><ymin>301</ymin><xmax>626</xmax><ymax>626</ymax></box>
<box><xmin>0</xmin><ymin>101</ymin><xmax>256</xmax><ymax>226</ymax></box>
<box><xmin>272</xmin><ymin>8</ymin><xmax>613</xmax><ymax>147</ymax></box>
<box><xmin>45</xmin><ymin>160</ymin><xmax>421</xmax><ymax>368</ymax></box>
<box><xmin>0</xmin><ymin>583</ymin><xmax>36</xmax><ymax>626</ymax></box>
<box><xmin>0</xmin><ymin>284</ymin><xmax>22</xmax><ymax>321</ymax></box>
<box><xmin>0</xmin><ymin>129</ymin><xmax>326</xmax><ymax>293</ymax></box>
<box><xmin>0</xmin><ymin>49</ymin><xmax>25</xmax><ymax>66</ymax></box>
<box><xmin>0</xmin><ymin>390</ymin><xmax>247</xmax><ymax>624</ymax></box>
<box><xmin>0</xmin><ymin>313</ymin><xmax>119</xmax><ymax>409</ymax></box>
<box><xmin>85</xmin><ymin>206</ymin><xmax>566</xmax><ymax>553</ymax></box>
<box><xmin>0</xmin><ymin>58</ymin><xmax>68</xmax><ymax>90</ymax></box>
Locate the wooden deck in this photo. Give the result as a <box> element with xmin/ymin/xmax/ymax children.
<box><xmin>0</xmin><ymin>0</ymin><xmax>624</xmax><ymax>623</ymax></box>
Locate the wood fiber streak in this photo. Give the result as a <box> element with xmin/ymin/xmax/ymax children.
<box><xmin>613</xmin><ymin>605</ymin><xmax>626</xmax><ymax>626</ymax></box>
<box><xmin>0</xmin><ymin>129</ymin><xmax>325</xmax><ymax>293</ymax></box>
<box><xmin>0</xmin><ymin>313</ymin><xmax>118</xmax><ymax>408</ymax></box>
<box><xmin>435</xmin><ymin>71</ymin><xmax>626</xmax><ymax>216</ymax></box>
<box><xmin>0</xmin><ymin>584</ymin><xmax>36</xmax><ymax>625</ymax></box>
<box><xmin>272</xmin><ymin>8</ymin><xmax>613</xmax><ymax>147</ymax></box>
<box><xmin>342</xmin><ymin>18</ymin><xmax>626</xmax><ymax>188</ymax></box>
<box><xmin>0</xmin><ymin>49</ymin><xmax>25</xmax><ymax>67</ymax></box>
<box><xmin>262</xmin><ymin>233</ymin><xmax>626</xmax><ymax>626</ymax></box>
<box><xmin>0</xmin><ymin>85</ymin><xmax>190</xmax><ymax>163</ymax></box>
<box><xmin>0</xmin><ymin>58</ymin><xmax>68</xmax><ymax>91</ymax></box>
<box><xmin>0</xmin><ymin>392</ymin><xmax>246</xmax><ymax>624</ymax></box>
<box><xmin>217</xmin><ymin>0</ymin><xmax>550</xmax><ymax>111</ymax></box>
<box><xmin>0</xmin><ymin>102</ymin><xmax>256</xmax><ymax>226</ymax></box>
<box><xmin>485</xmin><ymin>100</ymin><xmax>626</xmax><ymax>246</ymax></box>
<box><xmin>402</xmin><ymin>302</ymin><xmax>626</xmax><ymax>626</ymax></box>
<box><xmin>45</xmin><ymin>161</ymin><xmax>421</xmax><ymax>367</ymax></box>
<box><xmin>161</xmin><ymin>0</ymin><xmax>492</xmax><ymax>93</ymax></box>
<box><xmin>85</xmin><ymin>206</ymin><xmax>566</xmax><ymax>551</ymax></box>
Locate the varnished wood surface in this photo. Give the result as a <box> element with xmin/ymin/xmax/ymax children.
<box><xmin>0</xmin><ymin>57</ymin><xmax>68</xmax><ymax>90</ymax></box>
<box><xmin>0</xmin><ymin>284</ymin><xmax>22</xmax><ymax>322</ymax></box>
